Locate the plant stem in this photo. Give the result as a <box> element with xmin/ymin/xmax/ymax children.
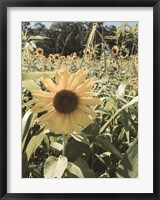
<box><xmin>62</xmin><ymin>133</ymin><xmax>67</xmax><ymax>156</ymax></box>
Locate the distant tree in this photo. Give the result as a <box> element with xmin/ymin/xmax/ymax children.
<box><xmin>24</xmin><ymin>21</ymin><xmax>138</xmax><ymax>57</ymax></box>
<box><xmin>22</xmin><ymin>22</ymin><xmax>31</xmax><ymax>32</ymax></box>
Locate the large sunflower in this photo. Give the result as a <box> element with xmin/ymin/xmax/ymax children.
<box><xmin>31</xmin><ymin>67</ymin><xmax>101</xmax><ymax>135</ymax></box>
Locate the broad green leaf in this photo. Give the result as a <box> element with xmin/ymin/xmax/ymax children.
<box><xmin>22</xmin><ymin>72</ymin><xmax>55</xmax><ymax>81</ymax></box>
<box><xmin>25</xmin><ymin>131</ymin><xmax>45</xmax><ymax>161</ymax></box>
<box><xmin>44</xmin><ymin>156</ymin><xmax>68</xmax><ymax>178</ymax></box>
<box><xmin>116</xmin><ymin>138</ymin><xmax>138</xmax><ymax>178</ymax></box>
<box><xmin>67</xmin><ymin>162</ymin><xmax>84</xmax><ymax>178</ymax></box>
<box><xmin>96</xmin><ymin>135</ymin><xmax>122</xmax><ymax>159</ymax></box>
<box><xmin>22</xmin><ymin>80</ymin><xmax>40</xmax><ymax>91</ymax></box>
<box><xmin>50</xmin><ymin>142</ymin><xmax>63</xmax><ymax>151</ymax></box>
<box><xmin>22</xmin><ymin>110</ymin><xmax>35</xmax><ymax>142</ymax></box>
<box><xmin>74</xmin><ymin>157</ymin><xmax>96</xmax><ymax>178</ymax></box>
<box><xmin>71</xmin><ymin>133</ymin><xmax>90</xmax><ymax>145</ymax></box>
<box><xmin>65</xmin><ymin>138</ymin><xmax>89</xmax><ymax>162</ymax></box>
<box><xmin>82</xmin><ymin>118</ymin><xmax>101</xmax><ymax>143</ymax></box>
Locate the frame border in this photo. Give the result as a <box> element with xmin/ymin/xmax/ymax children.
<box><xmin>0</xmin><ymin>0</ymin><xmax>159</xmax><ymax>199</ymax></box>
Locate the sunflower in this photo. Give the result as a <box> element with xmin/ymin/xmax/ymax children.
<box><xmin>53</xmin><ymin>54</ymin><xmax>60</xmax><ymax>61</ymax></box>
<box><xmin>36</xmin><ymin>48</ymin><xmax>44</xmax><ymax>55</ymax></box>
<box><xmin>33</xmin><ymin>51</ymin><xmax>38</xmax><ymax>57</ymax></box>
<box><xmin>48</xmin><ymin>54</ymin><xmax>54</xmax><ymax>61</ymax></box>
<box><xmin>31</xmin><ymin>67</ymin><xmax>101</xmax><ymax>135</ymax></box>
<box><xmin>111</xmin><ymin>45</ymin><xmax>119</xmax><ymax>56</ymax></box>
<box><xmin>60</xmin><ymin>56</ymin><xmax>66</xmax><ymax>61</ymax></box>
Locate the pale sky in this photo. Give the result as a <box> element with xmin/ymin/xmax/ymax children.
<box><xmin>29</xmin><ymin>21</ymin><xmax>138</xmax><ymax>29</ymax></box>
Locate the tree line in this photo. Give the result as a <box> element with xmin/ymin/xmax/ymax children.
<box><xmin>22</xmin><ymin>22</ymin><xmax>138</xmax><ymax>57</ymax></box>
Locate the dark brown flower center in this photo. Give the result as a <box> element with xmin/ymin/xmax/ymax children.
<box><xmin>38</xmin><ymin>50</ymin><xmax>42</xmax><ymax>54</ymax></box>
<box><xmin>53</xmin><ymin>90</ymin><xmax>78</xmax><ymax>113</ymax></box>
<box><xmin>113</xmin><ymin>49</ymin><xmax>116</xmax><ymax>54</ymax></box>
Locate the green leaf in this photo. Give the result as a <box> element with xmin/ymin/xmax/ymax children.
<box><xmin>22</xmin><ymin>99</ymin><xmax>35</xmax><ymax>109</ymax></box>
<box><xmin>22</xmin><ymin>80</ymin><xmax>41</xmax><ymax>91</ymax></box>
<box><xmin>22</xmin><ymin>152</ymin><xmax>29</xmax><ymax>178</ymax></box>
<box><xmin>123</xmin><ymin>110</ymin><xmax>130</xmax><ymax>143</ymax></box>
<box><xmin>104</xmin><ymin>99</ymin><xmax>115</xmax><ymax>111</ymax></box>
<box><xmin>74</xmin><ymin>157</ymin><xmax>96</xmax><ymax>178</ymax></box>
<box><xmin>22</xmin><ymin>110</ymin><xmax>34</xmax><ymax>141</ymax></box>
<box><xmin>96</xmin><ymin>135</ymin><xmax>122</xmax><ymax>159</ymax></box>
<box><xmin>116</xmin><ymin>83</ymin><xmax>127</xmax><ymax>98</ymax></box>
<box><xmin>44</xmin><ymin>156</ymin><xmax>68</xmax><ymax>178</ymax></box>
<box><xmin>50</xmin><ymin>142</ymin><xmax>63</xmax><ymax>151</ymax></box>
<box><xmin>65</xmin><ymin>138</ymin><xmax>89</xmax><ymax>162</ymax></box>
<box><xmin>29</xmin><ymin>35</ymin><xmax>50</xmax><ymax>40</ymax></box>
<box><xmin>67</xmin><ymin>162</ymin><xmax>84</xmax><ymax>178</ymax></box>
<box><xmin>82</xmin><ymin>119</ymin><xmax>101</xmax><ymax>143</ymax></box>
<box><xmin>116</xmin><ymin>138</ymin><xmax>138</xmax><ymax>178</ymax></box>
<box><xmin>100</xmin><ymin>96</ymin><xmax>138</xmax><ymax>133</ymax></box>
<box><xmin>71</xmin><ymin>133</ymin><xmax>90</xmax><ymax>145</ymax></box>
<box><xmin>22</xmin><ymin>110</ymin><xmax>36</xmax><ymax>151</ymax></box>
<box><xmin>25</xmin><ymin>130</ymin><xmax>45</xmax><ymax>161</ymax></box>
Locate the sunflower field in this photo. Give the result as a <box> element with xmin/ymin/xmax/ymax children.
<box><xmin>22</xmin><ymin>22</ymin><xmax>138</xmax><ymax>178</ymax></box>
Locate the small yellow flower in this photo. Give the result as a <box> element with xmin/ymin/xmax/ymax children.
<box><xmin>48</xmin><ymin>54</ymin><xmax>54</xmax><ymax>61</ymax></box>
<box><xmin>60</xmin><ymin>56</ymin><xmax>66</xmax><ymax>61</ymax></box>
<box><xmin>31</xmin><ymin>67</ymin><xmax>101</xmax><ymax>135</ymax></box>
<box><xmin>53</xmin><ymin>54</ymin><xmax>60</xmax><ymax>61</ymax></box>
<box><xmin>83</xmin><ymin>48</ymin><xmax>91</xmax><ymax>55</ymax></box>
<box><xmin>83</xmin><ymin>48</ymin><xmax>92</xmax><ymax>61</ymax></box>
<box><xmin>108</xmin><ymin>57</ymin><xmax>116</xmax><ymax>65</ymax></box>
<box><xmin>111</xmin><ymin>45</ymin><xmax>119</xmax><ymax>56</ymax></box>
<box><xmin>33</xmin><ymin>52</ymin><xmax>39</xmax><ymax>57</ymax></box>
<box><xmin>36</xmin><ymin>48</ymin><xmax>44</xmax><ymax>55</ymax></box>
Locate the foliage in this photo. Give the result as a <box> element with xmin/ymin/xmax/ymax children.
<box><xmin>22</xmin><ymin>22</ymin><xmax>138</xmax><ymax>178</ymax></box>
<box><xmin>22</xmin><ymin>22</ymin><xmax>138</xmax><ymax>57</ymax></box>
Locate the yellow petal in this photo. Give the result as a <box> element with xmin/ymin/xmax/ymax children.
<box><xmin>55</xmin><ymin>113</ymin><xmax>66</xmax><ymax>133</ymax></box>
<box><xmin>74</xmin><ymin>78</ymin><xmax>94</xmax><ymax>93</ymax></box>
<box><xmin>78</xmin><ymin>104</ymin><xmax>97</xmax><ymax>118</ymax></box>
<box><xmin>70</xmin><ymin>113</ymin><xmax>81</xmax><ymax>134</ymax></box>
<box><xmin>36</xmin><ymin>110</ymin><xmax>56</xmax><ymax>124</ymax></box>
<box><xmin>56</xmin><ymin>67</ymin><xmax>70</xmax><ymax>89</ymax></box>
<box><xmin>72</xmin><ymin>109</ymin><xmax>93</xmax><ymax>127</ymax></box>
<box><xmin>62</xmin><ymin>114</ymin><xmax>73</xmax><ymax>135</ymax></box>
<box><xmin>48</xmin><ymin>112</ymin><xmax>62</xmax><ymax>132</ymax></box>
<box><xmin>33</xmin><ymin>102</ymin><xmax>53</xmax><ymax>113</ymax></box>
<box><xmin>68</xmin><ymin>69</ymin><xmax>86</xmax><ymax>90</ymax></box>
<box><xmin>80</xmin><ymin>97</ymin><xmax>101</xmax><ymax>105</ymax></box>
<box><xmin>43</xmin><ymin>78</ymin><xmax>57</xmax><ymax>93</ymax></box>
<box><xmin>34</xmin><ymin>97</ymin><xmax>53</xmax><ymax>104</ymax></box>
<box><xmin>32</xmin><ymin>90</ymin><xmax>54</xmax><ymax>98</ymax></box>
<box><xmin>79</xmin><ymin>91</ymin><xmax>97</xmax><ymax>97</ymax></box>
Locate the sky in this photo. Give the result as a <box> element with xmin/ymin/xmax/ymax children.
<box><xmin>29</xmin><ymin>21</ymin><xmax>138</xmax><ymax>29</ymax></box>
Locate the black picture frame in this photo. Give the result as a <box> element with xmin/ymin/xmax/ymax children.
<box><xmin>0</xmin><ymin>0</ymin><xmax>160</xmax><ymax>199</ymax></box>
